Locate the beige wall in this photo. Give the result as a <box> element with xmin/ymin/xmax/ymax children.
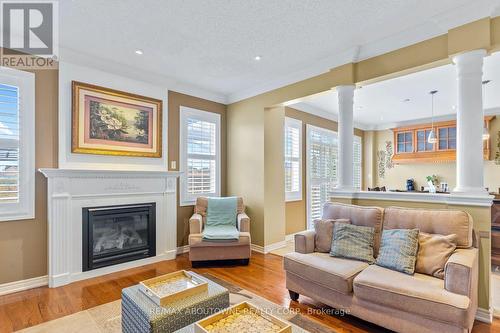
<box><xmin>366</xmin><ymin>116</ymin><xmax>500</xmax><ymax>192</ymax></box>
<box><xmin>331</xmin><ymin>196</ymin><xmax>491</xmax><ymax>310</ymax></box>
<box><xmin>264</xmin><ymin>107</ymin><xmax>286</xmax><ymax>245</ymax></box>
<box><xmin>168</xmin><ymin>91</ymin><xmax>227</xmax><ymax>247</ymax></box>
<box><xmin>0</xmin><ymin>69</ymin><xmax>58</xmax><ymax>284</ymax></box>
<box><xmin>284</xmin><ymin>107</ymin><xmax>364</xmax><ymax>235</ymax></box>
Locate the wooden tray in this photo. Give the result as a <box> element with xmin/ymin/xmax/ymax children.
<box><xmin>194</xmin><ymin>301</ymin><xmax>292</xmax><ymax>333</ymax></box>
<box><xmin>139</xmin><ymin>270</ymin><xmax>208</xmax><ymax>306</ymax></box>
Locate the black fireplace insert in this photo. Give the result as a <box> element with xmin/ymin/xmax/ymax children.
<box><xmin>82</xmin><ymin>203</ymin><xmax>156</xmax><ymax>271</ymax></box>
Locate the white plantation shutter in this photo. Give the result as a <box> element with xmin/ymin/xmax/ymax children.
<box><xmin>353</xmin><ymin>135</ymin><xmax>362</xmax><ymax>190</ymax></box>
<box><xmin>180</xmin><ymin>106</ymin><xmax>221</xmax><ymax>206</ymax></box>
<box><xmin>0</xmin><ymin>67</ymin><xmax>35</xmax><ymax>221</ymax></box>
<box><xmin>0</xmin><ymin>84</ymin><xmax>20</xmax><ymax>202</ymax></box>
<box><xmin>306</xmin><ymin>125</ymin><xmax>338</xmax><ymax>227</ymax></box>
<box><xmin>284</xmin><ymin>117</ymin><xmax>302</xmax><ymax>201</ymax></box>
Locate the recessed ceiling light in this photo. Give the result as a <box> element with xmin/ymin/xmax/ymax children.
<box><xmin>135</xmin><ymin>49</ymin><xmax>144</xmax><ymax>55</ymax></box>
<box><xmin>254</xmin><ymin>55</ymin><xmax>262</xmax><ymax>61</ymax></box>
<box><xmin>452</xmin><ymin>105</ymin><xmax>457</xmax><ymax>110</ymax></box>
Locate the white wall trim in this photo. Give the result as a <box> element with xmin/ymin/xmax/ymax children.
<box><xmin>0</xmin><ymin>275</ymin><xmax>48</xmax><ymax>296</ymax></box>
<box><xmin>330</xmin><ymin>190</ymin><xmax>494</xmax><ymax>207</ymax></box>
<box><xmin>60</xmin><ymin>47</ymin><xmax>226</xmax><ymax>104</ymax></box>
<box><xmin>475</xmin><ymin>307</ymin><xmax>493</xmax><ymax>323</ymax></box>
<box><xmin>177</xmin><ymin>245</ymin><xmax>190</xmax><ymax>255</ymax></box>
<box><xmin>251</xmin><ymin>241</ymin><xmax>288</xmax><ymax>254</ymax></box>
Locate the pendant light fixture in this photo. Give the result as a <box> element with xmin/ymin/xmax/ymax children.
<box><xmin>482</xmin><ymin>80</ymin><xmax>490</xmax><ymax>140</ymax></box>
<box><xmin>428</xmin><ymin>90</ymin><xmax>438</xmax><ymax>144</ymax></box>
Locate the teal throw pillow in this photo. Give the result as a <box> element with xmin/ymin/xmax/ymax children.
<box><xmin>330</xmin><ymin>223</ymin><xmax>375</xmax><ymax>264</ymax></box>
<box><xmin>376</xmin><ymin>229</ymin><xmax>419</xmax><ymax>274</ymax></box>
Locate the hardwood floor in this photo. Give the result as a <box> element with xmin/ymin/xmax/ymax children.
<box><xmin>0</xmin><ymin>252</ymin><xmax>498</xmax><ymax>333</ymax></box>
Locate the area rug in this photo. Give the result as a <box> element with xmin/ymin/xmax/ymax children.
<box><xmin>17</xmin><ymin>273</ymin><xmax>336</xmax><ymax>333</ymax></box>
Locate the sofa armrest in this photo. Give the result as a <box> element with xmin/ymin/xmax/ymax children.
<box><xmin>189</xmin><ymin>214</ymin><xmax>203</xmax><ymax>234</ymax></box>
<box><xmin>444</xmin><ymin>248</ymin><xmax>478</xmax><ymax>297</ymax></box>
<box><xmin>238</xmin><ymin>213</ymin><xmax>250</xmax><ymax>232</ymax></box>
<box><xmin>294</xmin><ymin>230</ymin><xmax>316</xmax><ymax>254</ymax></box>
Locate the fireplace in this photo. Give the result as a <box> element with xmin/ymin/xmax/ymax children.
<box><xmin>82</xmin><ymin>203</ymin><xmax>156</xmax><ymax>271</ymax></box>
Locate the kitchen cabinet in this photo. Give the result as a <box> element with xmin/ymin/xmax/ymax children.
<box><xmin>392</xmin><ymin>117</ymin><xmax>494</xmax><ymax>163</ymax></box>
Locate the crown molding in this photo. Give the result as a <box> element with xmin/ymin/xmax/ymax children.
<box><xmin>227</xmin><ymin>4</ymin><xmax>499</xmax><ymax>104</ymax></box>
<box><xmin>290</xmin><ymin>103</ymin><xmax>500</xmax><ymax>132</ymax></box>
<box><xmin>59</xmin><ymin>47</ymin><xmax>227</xmax><ymax>104</ymax></box>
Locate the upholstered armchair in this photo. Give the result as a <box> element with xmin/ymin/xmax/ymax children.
<box><xmin>188</xmin><ymin>197</ymin><xmax>251</xmax><ymax>266</ymax></box>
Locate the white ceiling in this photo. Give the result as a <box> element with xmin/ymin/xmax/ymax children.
<box><xmin>290</xmin><ymin>51</ymin><xmax>500</xmax><ymax>130</ymax></box>
<box><xmin>59</xmin><ymin>0</ymin><xmax>500</xmax><ymax>104</ymax></box>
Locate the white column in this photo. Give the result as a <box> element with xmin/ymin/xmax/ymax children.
<box><xmin>452</xmin><ymin>49</ymin><xmax>488</xmax><ymax>196</ymax></box>
<box><xmin>335</xmin><ymin>85</ymin><xmax>356</xmax><ymax>191</ymax></box>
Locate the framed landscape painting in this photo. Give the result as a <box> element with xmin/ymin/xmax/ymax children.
<box><xmin>72</xmin><ymin>81</ymin><xmax>162</xmax><ymax>157</ymax></box>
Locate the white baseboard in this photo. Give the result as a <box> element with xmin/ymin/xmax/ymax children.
<box><xmin>475</xmin><ymin>307</ymin><xmax>493</xmax><ymax>323</ymax></box>
<box><xmin>0</xmin><ymin>275</ymin><xmax>48</xmax><ymax>296</ymax></box>
<box><xmin>251</xmin><ymin>244</ymin><xmax>265</xmax><ymax>253</ymax></box>
<box><xmin>177</xmin><ymin>245</ymin><xmax>190</xmax><ymax>254</ymax></box>
<box><xmin>251</xmin><ymin>240</ymin><xmax>288</xmax><ymax>254</ymax></box>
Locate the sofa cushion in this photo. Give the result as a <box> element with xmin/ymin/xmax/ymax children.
<box><xmin>353</xmin><ymin>265</ymin><xmax>471</xmax><ymax>327</ymax></box>
<box><xmin>330</xmin><ymin>223</ymin><xmax>375</xmax><ymax>264</ymax></box>
<box><xmin>416</xmin><ymin>232</ymin><xmax>457</xmax><ymax>279</ymax></box>
<box><xmin>323</xmin><ymin>202</ymin><xmax>383</xmax><ymax>255</ymax></box>
<box><xmin>189</xmin><ymin>232</ymin><xmax>250</xmax><ymax>247</ymax></box>
<box><xmin>375</xmin><ymin>229</ymin><xmax>419</xmax><ymax>274</ymax></box>
<box><xmin>284</xmin><ymin>252</ymin><xmax>368</xmax><ymax>294</ymax></box>
<box><xmin>313</xmin><ymin>218</ymin><xmax>350</xmax><ymax>253</ymax></box>
<box><xmin>383</xmin><ymin>207</ymin><xmax>473</xmax><ymax>248</ymax></box>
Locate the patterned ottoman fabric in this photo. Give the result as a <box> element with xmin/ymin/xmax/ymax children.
<box><xmin>121</xmin><ymin>272</ymin><xmax>230</xmax><ymax>333</ymax></box>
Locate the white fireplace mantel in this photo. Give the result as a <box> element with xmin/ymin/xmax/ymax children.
<box><xmin>39</xmin><ymin>168</ymin><xmax>181</xmax><ymax>288</ymax></box>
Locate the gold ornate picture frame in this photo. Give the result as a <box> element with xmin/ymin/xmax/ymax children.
<box><xmin>72</xmin><ymin>81</ymin><xmax>162</xmax><ymax>158</ymax></box>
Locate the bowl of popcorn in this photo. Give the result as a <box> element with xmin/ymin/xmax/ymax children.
<box><xmin>194</xmin><ymin>302</ymin><xmax>292</xmax><ymax>333</ymax></box>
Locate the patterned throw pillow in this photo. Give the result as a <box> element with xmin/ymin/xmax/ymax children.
<box><xmin>313</xmin><ymin>218</ymin><xmax>350</xmax><ymax>253</ymax></box>
<box><xmin>376</xmin><ymin>229</ymin><xmax>419</xmax><ymax>274</ymax></box>
<box><xmin>330</xmin><ymin>223</ymin><xmax>375</xmax><ymax>263</ymax></box>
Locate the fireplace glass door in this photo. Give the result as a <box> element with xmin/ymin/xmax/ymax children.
<box><xmin>83</xmin><ymin>203</ymin><xmax>156</xmax><ymax>271</ymax></box>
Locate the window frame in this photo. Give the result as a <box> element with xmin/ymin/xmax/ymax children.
<box><xmin>284</xmin><ymin>117</ymin><xmax>303</xmax><ymax>202</ymax></box>
<box><xmin>353</xmin><ymin>135</ymin><xmax>362</xmax><ymax>191</ymax></box>
<box><xmin>179</xmin><ymin>106</ymin><xmax>221</xmax><ymax>206</ymax></box>
<box><xmin>305</xmin><ymin>124</ymin><xmax>338</xmax><ymax>228</ymax></box>
<box><xmin>0</xmin><ymin>67</ymin><xmax>35</xmax><ymax>222</ymax></box>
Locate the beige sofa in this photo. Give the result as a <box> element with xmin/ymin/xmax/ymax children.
<box><xmin>188</xmin><ymin>197</ymin><xmax>251</xmax><ymax>265</ymax></box>
<box><xmin>284</xmin><ymin>202</ymin><xmax>478</xmax><ymax>333</ymax></box>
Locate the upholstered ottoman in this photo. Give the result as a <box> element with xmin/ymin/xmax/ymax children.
<box><xmin>121</xmin><ymin>272</ymin><xmax>229</xmax><ymax>333</ymax></box>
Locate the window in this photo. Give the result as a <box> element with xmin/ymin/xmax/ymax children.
<box><xmin>179</xmin><ymin>106</ymin><xmax>221</xmax><ymax>206</ymax></box>
<box><xmin>306</xmin><ymin>126</ymin><xmax>363</xmax><ymax>227</ymax></box>
<box><xmin>353</xmin><ymin>135</ymin><xmax>362</xmax><ymax>190</ymax></box>
<box><xmin>416</xmin><ymin>129</ymin><xmax>434</xmax><ymax>152</ymax></box>
<box><xmin>438</xmin><ymin>126</ymin><xmax>456</xmax><ymax>150</ymax></box>
<box><xmin>306</xmin><ymin>125</ymin><xmax>338</xmax><ymax>227</ymax></box>
<box><xmin>0</xmin><ymin>67</ymin><xmax>35</xmax><ymax>221</ymax></box>
<box><xmin>396</xmin><ymin>131</ymin><xmax>413</xmax><ymax>153</ymax></box>
<box><xmin>284</xmin><ymin>117</ymin><xmax>302</xmax><ymax>201</ymax></box>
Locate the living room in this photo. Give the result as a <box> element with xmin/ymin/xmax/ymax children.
<box><xmin>0</xmin><ymin>1</ymin><xmax>500</xmax><ymax>332</ymax></box>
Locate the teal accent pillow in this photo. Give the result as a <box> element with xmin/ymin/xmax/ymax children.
<box><xmin>376</xmin><ymin>229</ymin><xmax>419</xmax><ymax>274</ymax></box>
<box><xmin>330</xmin><ymin>223</ymin><xmax>375</xmax><ymax>263</ymax></box>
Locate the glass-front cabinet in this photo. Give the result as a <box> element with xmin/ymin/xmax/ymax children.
<box><xmin>392</xmin><ymin>117</ymin><xmax>493</xmax><ymax>163</ymax></box>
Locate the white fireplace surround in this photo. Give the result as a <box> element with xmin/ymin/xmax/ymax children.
<box><xmin>39</xmin><ymin>169</ymin><xmax>180</xmax><ymax>288</ymax></box>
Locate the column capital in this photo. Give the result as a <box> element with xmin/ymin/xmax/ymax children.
<box><xmin>452</xmin><ymin>49</ymin><xmax>487</xmax><ymax>66</ymax></box>
<box><xmin>335</xmin><ymin>85</ymin><xmax>356</xmax><ymax>94</ymax></box>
